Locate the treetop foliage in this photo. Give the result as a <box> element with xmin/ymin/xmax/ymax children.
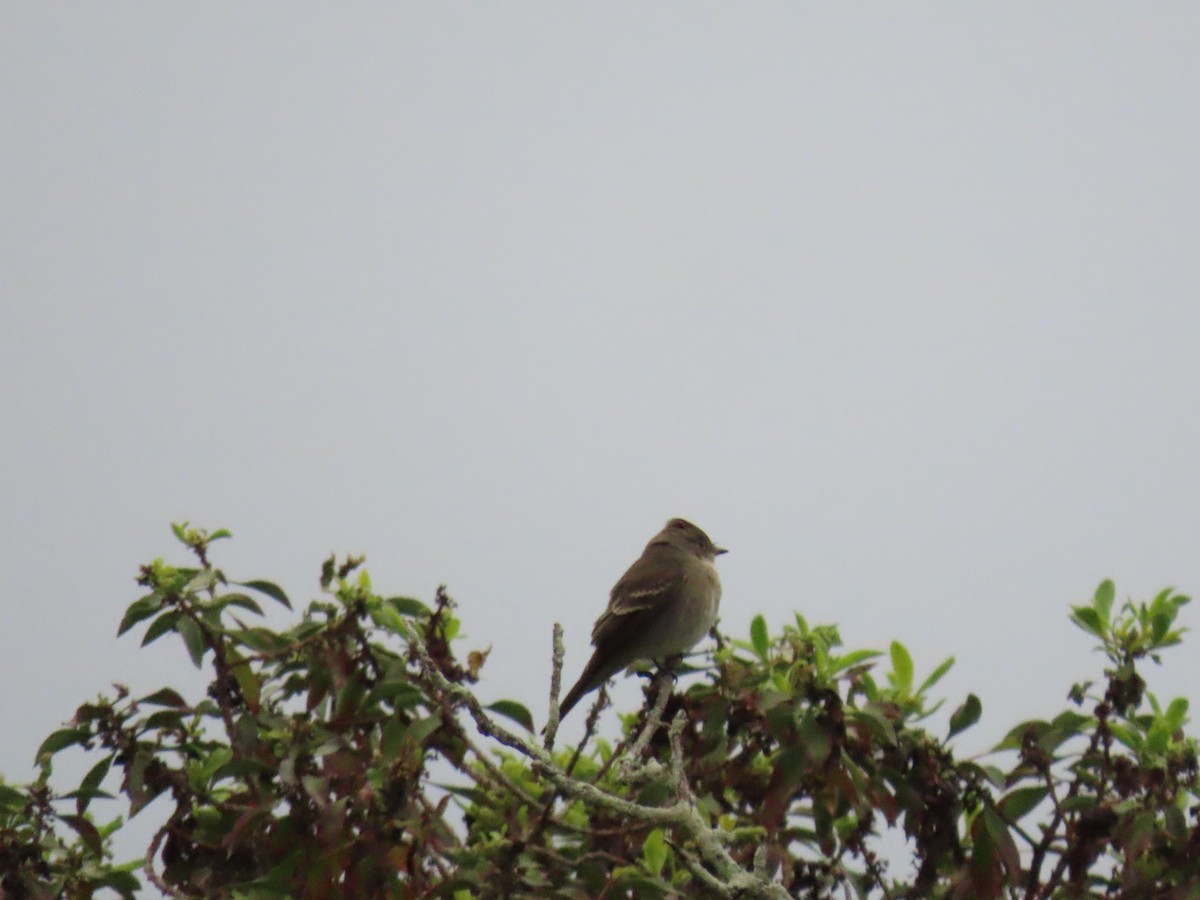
<box><xmin>1</xmin><ymin>525</ymin><xmax>1198</xmax><ymax>898</ymax></box>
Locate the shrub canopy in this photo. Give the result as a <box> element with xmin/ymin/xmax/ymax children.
<box><xmin>2</xmin><ymin>525</ymin><xmax>1198</xmax><ymax>898</ymax></box>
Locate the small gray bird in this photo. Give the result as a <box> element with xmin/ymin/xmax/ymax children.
<box><xmin>559</xmin><ymin>518</ymin><xmax>726</xmax><ymax>719</ymax></box>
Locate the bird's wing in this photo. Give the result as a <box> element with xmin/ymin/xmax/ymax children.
<box><xmin>590</xmin><ymin>546</ymin><xmax>684</xmax><ymax>646</ymax></box>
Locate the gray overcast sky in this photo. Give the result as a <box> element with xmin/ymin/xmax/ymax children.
<box><xmin>3</xmin><ymin>2</ymin><xmax>1200</xmax><ymax>872</ymax></box>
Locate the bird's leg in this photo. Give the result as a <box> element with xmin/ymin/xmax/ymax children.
<box><xmin>642</xmin><ymin>654</ymin><xmax>684</xmax><ymax>714</ymax></box>
<box><xmin>658</xmin><ymin>653</ymin><xmax>684</xmax><ymax>682</ymax></box>
<box><xmin>708</xmin><ymin>623</ymin><xmax>725</xmax><ymax>651</ymax></box>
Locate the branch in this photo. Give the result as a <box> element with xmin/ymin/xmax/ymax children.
<box><xmin>618</xmin><ymin>667</ymin><xmax>675</xmax><ymax>782</ymax></box>
<box><xmin>411</xmin><ymin>636</ymin><xmax>789</xmax><ymax>899</ymax></box>
<box><xmin>1027</xmin><ymin>713</ymin><xmax>1108</xmax><ymax>899</ymax></box>
<box><xmin>145</xmin><ymin>824</ymin><xmax>190</xmax><ymax>898</ymax></box>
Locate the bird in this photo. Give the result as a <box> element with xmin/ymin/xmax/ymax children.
<box><xmin>558</xmin><ymin>518</ymin><xmax>726</xmax><ymax>719</ymax></box>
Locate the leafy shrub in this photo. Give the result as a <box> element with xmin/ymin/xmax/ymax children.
<box><xmin>2</xmin><ymin>526</ymin><xmax>1197</xmax><ymax>898</ymax></box>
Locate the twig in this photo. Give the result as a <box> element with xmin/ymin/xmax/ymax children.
<box><xmin>543</xmin><ymin>623</ymin><xmax>565</xmax><ymax>750</ymax></box>
<box><xmin>563</xmin><ymin>687</ymin><xmax>607</xmax><ymax>779</ymax></box>
<box><xmin>533</xmin><ymin>624</ymin><xmax>610</xmax><ymax>842</ymax></box>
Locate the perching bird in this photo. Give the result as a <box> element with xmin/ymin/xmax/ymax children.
<box><xmin>558</xmin><ymin>518</ymin><xmax>726</xmax><ymax>719</ymax></box>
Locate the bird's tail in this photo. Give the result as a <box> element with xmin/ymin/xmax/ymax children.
<box><xmin>558</xmin><ymin>652</ymin><xmax>613</xmax><ymax>720</ymax></box>
<box><xmin>557</xmin><ymin>672</ymin><xmax>591</xmax><ymax>720</ymax></box>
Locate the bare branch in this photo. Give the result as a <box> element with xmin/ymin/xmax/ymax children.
<box><xmin>543</xmin><ymin>622</ymin><xmax>565</xmax><ymax>750</ymax></box>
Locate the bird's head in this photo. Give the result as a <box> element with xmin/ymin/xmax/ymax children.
<box><xmin>662</xmin><ymin>517</ymin><xmax>727</xmax><ymax>560</ymax></box>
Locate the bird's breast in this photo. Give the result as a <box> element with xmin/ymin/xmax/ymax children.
<box><xmin>656</xmin><ymin>559</ymin><xmax>721</xmax><ymax>654</ymax></box>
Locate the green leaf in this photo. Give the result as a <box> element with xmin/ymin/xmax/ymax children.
<box><xmin>387</xmin><ymin>596</ymin><xmax>431</xmax><ymax>617</ymax></box>
<box><xmin>1069</xmin><ymin>606</ymin><xmax>1104</xmax><ymax>638</ymax></box>
<box><xmin>750</xmin><ymin>615</ymin><xmax>770</xmax><ymax>661</ymax></box>
<box><xmin>1049</xmin><ymin>710</ymin><xmax>1092</xmax><ymax>735</ymax></box>
<box><xmin>319</xmin><ymin>556</ymin><xmax>336</xmax><ymax>589</ymax></box>
<box><xmin>1033</xmin><ymin>712</ymin><xmax>1094</xmax><ymax>752</ymax></box>
<box><xmin>641</xmin><ymin>828</ymin><xmax>668</xmax><ymax>876</ymax></box>
<box><xmin>1061</xmin><ymin>794</ymin><xmax>1097</xmax><ymax>813</ymax></box>
<box><xmin>370</xmin><ymin>681</ymin><xmax>426</xmax><ymax>710</ymax></box>
<box><xmin>486</xmin><ymin>700</ymin><xmax>535</xmax><ymax>732</ymax></box>
<box><xmin>998</xmin><ymin>786</ymin><xmax>1048</xmax><ymax>821</ymax></box>
<box><xmin>993</xmin><ymin>720</ymin><xmax>1051</xmax><ymax>753</ymax></box>
<box><xmin>1164</xmin><ymin>803</ymin><xmax>1187</xmax><ymax>839</ymax></box>
<box><xmin>1108</xmin><ymin>721</ymin><xmax>1142</xmax><ymax>752</ymax></box>
<box><xmin>1154</xmin><ymin>632</ymin><xmax>1184</xmax><ymax>650</ymax></box>
<box><xmin>380</xmin><ymin>718</ymin><xmax>408</xmax><ymax>759</ymax></box>
<box><xmin>97</xmin><ymin>869</ymin><xmax>141</xmax><ymax>898</ymax></box>
<box><xmin>379</xmin><ymin>715</ymin><xmax>441</xmax><ymax>757</ymax></box>
<box><xmin>36</xmin><ymin>727</ymin><xmax>89</xmax><ymax>764</ymax></box>
<box><xmin>1093</xmin><ymin>580</ymin><xmax>1115</xmax><ymax>622</ymax></box>
<box><xmin>140</xmin><ymin>610</ymin><xmax>181</xmax><ymax>647</ymax></box>
<box><xmin>0</xmin><ymin>784</ymin><xmax>27</xmax><ymax>812</ymax></box>
<box><xmin>185</xmin><ymin>569</ymin><xmax>219</xmax><ymax>593</ymax></box>
<box><xmin>141</xmin><ymin>687</ymin><xmax>187</xmax><ymax>707</ymax></box>
<box><xmin>830</xmin><ymin>649</ymin><xmax>882</xmax><ymax>674</ymax></box>
<box><xmin>847</xmin><ymin>707</ymin><xmax>897</xmax><ymax>746</ymax></box>
<box><xmin>79</xmin><ymin>756</ymin><xmax>112</xmax><ymax>796</ymax></box>
<box><xmin>1164</xmin><ymin>697</ymin><xmax>1189</xmax><ymax>732</ymax></box>
<box><xmin>230</xmin><ymin>658</ymin><xmax>261</xmax><ymax>711</ymax></box>
<box><xmin>811</xmin><ymin>637</ymin><xmax>829</xmax><ymax>677</ymax></box>
<box><xmin>889</xmin><ymin>641</ymin><xmax>913</xmax><ymax>694</ymax></box>
<box><xmin>1148</xmin><ymin>586</ymin><xmax>1176</xmax><ymax>617</ymax></box>
<box><xmin>1150</xmin><ymin>610</ymin><xmax>1173</xmax><ymax>643</ymax></box>
<box><xmin>947</xmin><ymin>693</ymin><xmax>982</xmax><ymax>740</ymax></box>
<box><xmin>238</xmin><ymin>580</ymin><xmax>292</xmax><ymax>610</ymax></box>
<box><xmin>176</xmin><ymin>616</ymin><xmax>207</xmax><ymax>668</ymax></box>
<box><xmin>117</xmin><ymin>594</ymin><xmax>164</xmax><ymax>637</ymax></box>
<box><xmin>1147</xmin><ymin>718</ymin><xmax>1171</xmax><ymax>755</ymax></box>
<box><xmin>215</xmin><ymin>593</ymin><xmax>264</xmax><ymax>616</ymax></box>
<box><xmin>143</xmin><ymin>710</ymin><xmax>186</xmax><ymax>731</ymax></box>
<box><xmin>370</xmin><ymin>603</ymin><xmax>409</xmax><ymax>636</ymax></box>
<box><xmin>407</xmin><ymin>714</ymin><xmax>443</xmax><ymax>746</ymax></box>
<box><xmin>796</xmin><ymin>713</ymin><xmax>833</xmax><ymax>767</ymax></box>
<box><xmin>978</xmin><ymin>764</ymin><xmax>1006</xmax><ymax>787</ymax></box>
<box><xmin>980</xmin><ymin>806</ymin><xmax>1020</xmax><ymax>878</ymax></box>
<box><xmin>917</xmin><ymin>656</ymin><xmax>955</xmax><ymax>695</ymax></box>
<box><xmin>197</xmin><ymin>747</ymin><xmax>234</xmax><ymax>786</ymax></box>
<box><xmin>234</xmin><ymin>627</ymin><xmax>288</xmax><ymax>653</ymax></box>
<box><xmin>62</xmin><ymin>786</ymin><xmax>115</xmax><ymax>811</ymax></box>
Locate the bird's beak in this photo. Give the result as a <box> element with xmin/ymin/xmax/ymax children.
<box><xmin>716</xmin><ymin>547</ymin><xmax>728</xmax><ymax>555</ymax></box>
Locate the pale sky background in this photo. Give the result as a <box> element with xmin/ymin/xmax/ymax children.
<box><xmin>3</xmin><ymin>4</ymin><xmax>1200</xmax><ymax>885</ymax></box>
